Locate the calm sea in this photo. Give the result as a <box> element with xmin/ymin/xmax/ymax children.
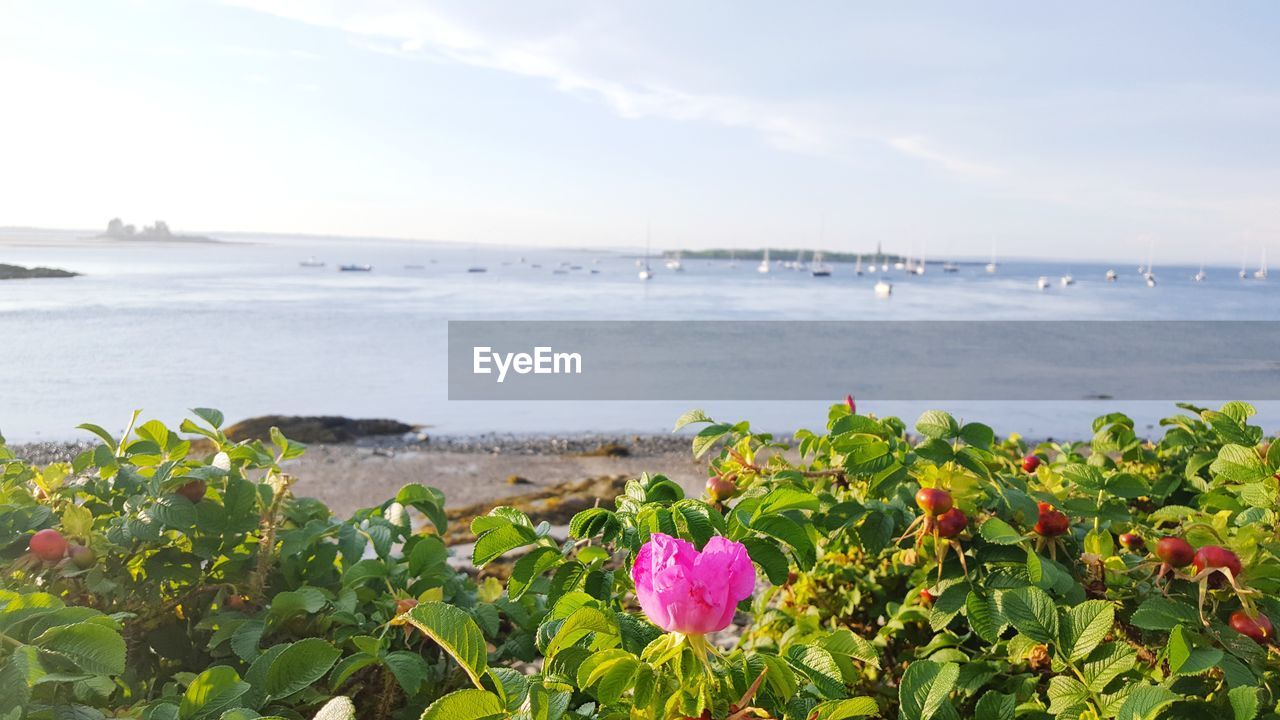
<box><xmin>2</xmin><ymin>229</ymin><xmax>1277</xmax><ymax>441</ymax></box>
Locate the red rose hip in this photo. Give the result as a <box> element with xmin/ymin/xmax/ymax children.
<box><xmin>29</xmin><ymin>529</ymin><xmax>68</xmax><ymax>562</ymax></box>
<box><xmin>915</xmin><ymin>488</ymin><xmax>953</xmax><ymax>516</ymax></box>
<box><xmin>1230</xmin><ymin>610</ymin><xmax>1274</xmax><ymax>644</ymax></box>
<box><xmin>1155</xmin><ymin>537</ymin><xmax>1195</xmax><ymax>568</ymax></box>
<box><xmin>1022</xmin><ymin>455</ymin><xmax>1042</xmax><ymax>473</ymax></box>
<box><xmin>935</xmin><ymin>508</ymin><xmax>967</xmax><ymax>538</ymax></box>
<box><xmin>1193</xmin><ymin>545</ymin><xmax>1243</xmax><ymax>579</ymax></box>
<box><xmin>1033</xmin><ymin>502</ymin><xmax>1069</xmax><ymax>537</ymax></box>
<box><xmin>705</xmin><ymin>475</ymin><xmax>739</xmax><ymax>502</ymax></box>
<box><xmin>1118</xmin><ymin>533</ymin><xmax>1145</xmax><ymax>552</ymax></box>
<box><xmin>919</xmin><ymin>588</ymin><xmax>936</xmax><ymax>606</ymax></box>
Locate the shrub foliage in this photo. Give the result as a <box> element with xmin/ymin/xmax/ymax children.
<box><xmin>1</xmin><ymin>401</ymin><xmax>1279</xmax><ymax>719</ymax></box>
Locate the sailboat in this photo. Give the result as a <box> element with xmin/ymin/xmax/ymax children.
<box><xmin>942</xmin><ymin>260</ymin><xmax>959</xmax><ymax>273</ymax></box>
<box><xmin>1254</xmin><ymin>248</ymin><xmax>1268</xmax><ymax>280</ymax></box>
<box><xmin>638</xmin><ymin>226</ymin><xmax>653</xmax><ymax>281</ymax></box>
<box><xmin>985</xmin><ymin>242</ymin><xmax>998</xmax><ymax>273</ymax></box>
<box><xmin>757</xmin><ymin>248</ymin><xmax>771</xmax><ymax>274</ymax></box>
<box><xmin>665</xmin><ymin>251</ymin><xmax>684</xmax><ymax>272</ymax></box>
<box><xmin>728</xmin><ymin>250</ymin><xmax>737</xmax><ymax>269</ymax></box>
<box><xmin>1105</xmin><ymin>269</ymin><xmax>1117</xmax><ymax>282</ymax></box>
<box><xmin>1143</xmin><ymin>239</ymin><xmax>1157</xmax><ymax>287</ymax></box>
<box><xmin>874</xmin><ymin>279</ymin><xmax>892</xmax><ymax>297</ymax></box>
<box><xmin>1193</xmin><ymin>263</ymin><xmax>1206</xmax><ymax>283</ymax></box>
<box><xmin>912</xmin><ymin>252</ymin><xmax>926</xmax><ymax>276</ymax></box>
<box><xmin>1060</xmin><ymin>273</ymin><xmax>1074</xmax><ymax>287</ymax></box>
<box><xmin>1240</xmin><ymin>248</ymin><xmax>1249</xmax><ymax>279</ymax></box>
<box><xmin>854</xmin><ymin>255</ymin><xmax>864</xmax><ymax>275</ymax></box>
<box><xmin>811</xmin><ymin>251</ymin><xmax>832</xmax><ymax>277</ymax></box>
<box><xmin>1037</xmin><ymin>276</ymin><xmax>1050</xmax><ymax>290</ymax></box>
<box><xmin>299</xmin><ymin>256</ymin><xmax>325</xmax><ymax>268</ymax></box>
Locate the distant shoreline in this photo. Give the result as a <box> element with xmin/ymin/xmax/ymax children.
<box><xmin>0</xmin><ymin>262</ymin><xmax>78</xmax><ymax>280</ymax></box>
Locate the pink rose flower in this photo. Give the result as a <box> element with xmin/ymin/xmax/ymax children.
<box><xmin>631</xmin><ymin>533</ymin><xmax>756</xmax><ymax>634</ymax></box>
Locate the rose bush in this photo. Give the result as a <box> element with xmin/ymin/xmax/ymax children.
<box><xmin>0</xmin><ymin>400</ymin><xmax>1278</xmax><ymax>719</ymax></box>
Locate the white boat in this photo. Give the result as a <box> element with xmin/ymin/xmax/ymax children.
<box><xmin>793</xmin><ymin>250</ymin><xmax>806</xmax><ymax>272</ymax></box>
<box><xmin>639</xmin><ymin>225</ymin><xmax>654</xmax><ymax>281</ymax></box>
<box><xmin>299</xmin><ymin>256</ymin><xmax>325</xmax><ymax>268</ymax></box>
<box><xmin>1146</xmin><ymin>274</ymin><xmax>1157</xmax><ymax>287</ymax></box>
<box><xmin>757</xmin><ymin>248</ymin><xmax>771</xmax><ymax>274</ymax></box>
<box><xmin>1240</xmin><ymin>248</ymin><xmax>1249</xmax><ymax>279</ymax></box>
<box><xmin>911</xmin><ymin>253</ymin><xmax>926</xmax><ymax>275</ymax></box>
<box><xmin>1142</xmin><ymin>239</ymin><xmax>1157</xmax><ymax>287</ymax></box>
<box><xmin>1254</xmin><ymin>248</ymin><xmax>1268</xmax><ymax>280</ymax></box>
<box><xmin>854</xmin><ymin>256</ymin><xmax>864</xmax><ymax>276</ymax></box>
<box><xmin>1037</xmin><ymin>276</ymin><xmax>1050</xmax><ymax>290</ymax></box>
<box><xmin>665</xmin><ymin>251</ymin><xmax>683</xmax><ymax>272</ymax></box>
<box><xmin>728</xmin><ymin>250</ymin><xmax>737</xmax><ymax>269</ymax></box>
<box><xmin>985</xmin><ymin>242</ymin><xmax>998</xmax><ymax>273</ymax></box>
<box><xmin>942</xmin><ymin>261</ymin><xmax>959</xmax><ymax>273</ymax></box>
<box><xmin>1105</xmin><ymin>269</ymin><xmax>1117</xmax><ymax>282</ymax></box>
<box><xmin>1193</xmin><ymin>263</ymin><xmax>1206</xmax><ymax>283</ymax></box>
<box><xmin>338</xmin><ymin>264</ymin><xmax>372</xmax><ymax>272</ymax></box>
<box><xmin>880</xmin><ymin>262</ymin><xmax>889</xmax><ymax>272</ymax></box>
<box><xmin>810</xmin><ymin>251</ymin><xmax>832</xmax><ymax>277</ymax></box>
<box><xmin>1060</xmin><ymin>274</ymin><xmax>1074</xmax><ymax>287</ymax></box>
<box><xmin>874</xmin><ymin>280</ymin><xmax>892</xmax><ymax>297</ymax></box>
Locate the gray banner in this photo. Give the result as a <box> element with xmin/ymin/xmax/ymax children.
<box><xmin>447</xmin><ymin>321</ymin><xmax>1280</xmax><ymax>401</ymax></box>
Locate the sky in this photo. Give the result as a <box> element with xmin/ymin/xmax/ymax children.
<box><xmin>1</xmin><ymin>0</ymin><xmax>1278</xmax><ymax>263</ymax></box>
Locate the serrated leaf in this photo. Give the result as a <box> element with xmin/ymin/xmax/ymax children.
<box><xmin>1129</xmin><ymin>597</ymin><xmax>1198</xmax><ymax>631</ymax></box>
<box><xmin>916</xmin><ymin>410</ymin><xmax>959</xmax><ymax>440</ymax></box>
<box><xmin>420</xmin><ymin>689</ymin><xmax>506</xmax><ymax>720</ymax></box>
<box><xmin>1061</xmin><ymin>600</ymin><xmax>1114</xmax><ymax>661</ymax></box>
<box><xmin>1228</xmin><ymin>686</ymin><xmax>1259</xmax><ymax>720</ymax></box>
<box><xmin>33</xmin><ymin>623</ymin><xmax>126</xmax><ymax>676</ymax></box>
<box><xmin>998</xmin><ymin>587</ymin><xmax>1058</xmax><ymax>645</ymax></box>
<box><xmin>1167</xmin><ymin>624</ymin><xmax>1222</xmax><ymax>676</ymax></box>
<box><xmin>898</xmin><ymin>660</ymin><xmax>959</xmax><ymax>720</ymax></box>
<box><xmin>179</xmin><ymin>666</ymin><xmax>249</xmax><ymax>720</ymax></box>
<box><xmin>404</xmin><ymin>602</ymin><xmax>489</xmax><ymax>689</ymax></box>
<box><xmin>809</xmin><ymin>697</ymin><xmax>879</xmax><ymax>719</ymax></box>
<box><xmin>263</xmin><ymin>638</ymin><xmax>340</xmax><ymax>700</ymax></box>
<box><xmin>1116</xmin><ymin>684</ymin><xmax>1179</xmax><ymax>720</ymax></box>
<box><xmin>978</xmin><ymin>517</ymin><xmax>1022</xmax><ymax>545</ymax></box>
<box><xmin>1081</xmin><ymin>642</ymin><xmax>1136</xmax><ymax>692</ymax></box>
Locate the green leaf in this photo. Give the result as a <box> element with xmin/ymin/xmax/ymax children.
<box><xmin>1116</xmin><ymin>684</ymin><xmax>1179</xmax><ymax>720</ymax></box>
<box><xmin>915</xmin><ymin>411</ymin><xmax>959</xmax><ymax>440</ymax></box>
<box><xmin>809</xmin><ymin>697</ymin><xmax>879</xmax><ymax>719</ymax></box>
<box><xmin>819</xmin><ymin>628</ymin><xmax>880</xmax><ymax>669</ymax></box>
<box><xmin>383</xmin><ymin>651</ymin><xmax>429</xmax><ymax>696</ymax></box>
<box><xmin>1081</xmin><ymin>642</ymin><xmax>1137</xmax><ymax>692</ymax></box>
<box><xmin>672</xmin><ymin>409</ymin><xmax>713</xmax><ymax>431</ymax></box>
<box><xmin>191</xmin><ymin>408</ymin><xmax>225</xmax><ymax>429</ymax></box>
<box><xmin>1060</xmin><ymin>600</ymin><xmax>1114</xmax><ymax>661</ymax></box>
<box><xmin>404</xmin><ymin>602</ymin><xmax>490</xmax><ymax>689</ymax></box>
<box><xmin>263</xmin><ymin>638</ymin><xmax>341</xmax><ymax>700</ymax></box>
<box><xmin>33</xmin><ymin>622</ymin><xmax>126</xmax><ymax>676</ymax></box>
<box><xmin>978</xmin><ymin>517</ymin><xmax>1022</xmax><ymax>545</ymax></box>
<box><xmin>576</xmin><ymin>649</ymin><xmax>642</xmax><ymax>705</ymax></box>
<box><xmin>419</xmin><ymin>689</ymin><xmax>506</xmax><ymax>720</ymax></box>
<box><xmin>997</xmin><ymin>587</ymin><xmax>1058</xmax><ymax>645</ymax></box>
<box><xmin>179</xmin><ymin>666</ymin><xmax>249</xmax><ymax>720</ymax></box>
<box><xmin>692</xmin><ymin>423</ymin><xmax>733</xmax><ymax>458</ymax></box>
<box><xmin>741</xmin><ymin>536</ymin><xmax>790</xmax><ymax>585</ymax></box>
<box><xmin>1129</xmin><ymin>598</ymin><xmax>1198</xmax><ymax>631</ymax></box>
<box><xmin>1210</xmin><ymin>445</ymin><xmax>1270</xmax><ymax>484</ymax></box>
<box><xmin>544</xmin><ymin>606</ymin><xmax>619</xmax><ymax>660</ymax></box>
<box><xmin>965</xmin><ymin>592</ymin><xmax>1006</xmax><ymax>644</ymax></box>
<box><xmin>1228</xmin><ymin>686</ymin><xmax>1259</xmax><ymax>720</ymax></box>
<box><xmin>959</xmin><ymin>422</ymin><xmax>995</xmax><ymax>449</ymax></box>
<box><xmin>752</xmin><ymin>515</ymin><xmax>816</xmax><ymax>569</ymax></box>
<box><xmin>508</xmin><ymin>547</ymin><xmax>564</xmax><ymax>601</ymax></box>
<box><xmin>973</xmin><ymin>691</ymin><xmax>1014</xmax><ymax>720</ymax></box>
<box><xmin>898</xmin><ymin>660</ymin><xmax>958</xmax><ymax>720</ymax></box>
<box><xmin>1047</xmin><ymin>676</ymin><xmax>1090</xmax><ymax>715</ymax></box>
<box><xmin>1167</xmin><ymin>624</ymin><xmax>1222</xmax><ymax>676</ymax></box>
<box><xmin>786</xmin><ymin>644</ymin><xmax>845</xmax><ymax>699</ymax></box>
<box><xmin>471</xmin><ymin>509</ymin><xmax>539</xmax><ymax>566</ymax></box>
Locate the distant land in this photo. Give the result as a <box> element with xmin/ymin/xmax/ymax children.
<box><xmin>96</xmin><ymin>218</ymin><xmax>220</xmax><ymax>243</ymax></box>
<box><xmin>0</xmin><ymin>263</ymin><xmax>79</xmax><ymax>280</ymax></box>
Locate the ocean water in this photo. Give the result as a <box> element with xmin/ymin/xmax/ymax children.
<box><xmin>2</xmin><ymin>228</ymin><xmax>1278</xmax><ymax>442</ymax></box>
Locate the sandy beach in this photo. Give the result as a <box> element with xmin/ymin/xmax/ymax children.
<box><xmin>11</xmin><ymin>434</ymin><xmax>712</xmax><ymax>518</ymax></box>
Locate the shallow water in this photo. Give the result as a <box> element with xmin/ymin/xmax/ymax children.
<box><xmin>2</xmin><ymin>228</ymin><xmax>1277</xmax><ymax>441</ymax></box>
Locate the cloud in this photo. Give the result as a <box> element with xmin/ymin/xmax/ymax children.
<box><xmin>222</xmin><ymin>0</ymin><xmax>999</xmax><ymax>172</ymax></box>
<box><xmin>888</xmin><ymin>136</ymin><xmax>1005</xmax><ymax>179</ymax></box>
